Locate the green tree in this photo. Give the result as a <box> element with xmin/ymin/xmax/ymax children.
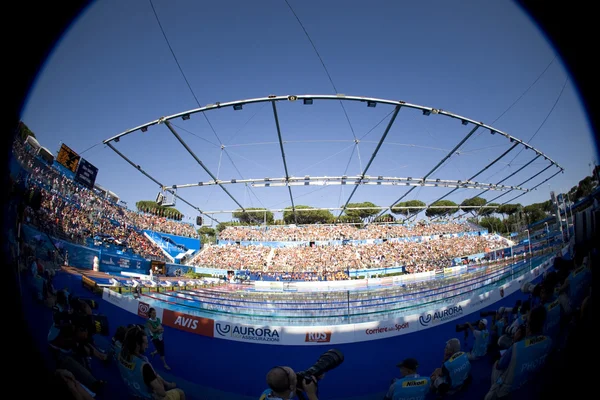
<box><xmin>135</xmin><ymin>200</ymin><xmax>182</xmax><ymax>221</ymax></box>
<box><xmin>478</xmin><ymin>217</ymin><xmax>505</xmax><ymax>233</ymax></box>
<box><xmin>283</xmin><ymin>205</ymin><xmax>334</xmax><ymax>224</ymax></box>
<box><xmin>232</xmin><ymin>208</ymin><xmax>274</xmax><ymax>224</ymax></box>
<box><xmin>575</xmin><ymin>176</ymin><xmax>594</xmax><ymax>200</ymax></box>
<box><xmin>523</xmin><ymin>203</ymin><xmax>547</xmax><ymax>226</ymax></box>
<box><xmin>197</xmin><ymin>226</ymin><xmax>216</xmax><ymax>236</ymax></box>
<box><xmin>425</xmin><ymin>200</ymin><xmax>459</xmax><ymax>218</ymax></box>
<box><xmin>460</xmin><ymin>196</ymin><xmax>487</xmax><ymax>219</ymax></box>
<box><xmin>391</xmin><ymin>200</ymin><xmax>426</xmax><ymax>219</ymax></box>
<box><xmin>345</xmin><ymin>202</ymin><xmax>380</xmax><ymax>221</ymax></box>
<box><xmin>18</xmin><ymin>121</ymin><xmax>36</xmax><ymax>141</ymax></box>
<box><xmin>479</xmin><ymin>203</ymin><xmax>499</xmax><ymax>217</ymax></box>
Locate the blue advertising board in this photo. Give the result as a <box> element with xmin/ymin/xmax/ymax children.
<box><xmin>99</xmin><ymin>251</ymin><xmax>149</xmax><ymax>274</ymax></box>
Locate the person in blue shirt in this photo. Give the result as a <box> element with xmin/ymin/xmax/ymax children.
<box><xmin>117</xmin><ymin>325</ymin><xmax>184</xmax><ymax>400</ymax></box>
<box><xmin>384</xmin><ymin>358</ymin><xmax>430</xmax><ymax>400</ymax></box>
<box><xmin>484</xmin><ymin>305</ymin><xmax>552</xmax><ymax>400</ymax></box>
<box><xmin>259</xmin><ymin>366</ymin><xmax>318</xmax><ymax>400</ymax></box>
<box><xmin>466</xmin><ymin>319</ymin><xmax>489</xmax><ymax>360</ymax></box>
<box><xmin>430</xmin><ymin>338</ymin><xmax>471</xmax><ymax>395</ymax></box>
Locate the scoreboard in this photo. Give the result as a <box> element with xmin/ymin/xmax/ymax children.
<box><xmin>74</xmin><ymin>158</ymin><xmax>99</xmax><ymax>190</ymax></box>
<box><xmin>56</xmin><ymin>143</ymin><xmax>80</xmax><ymax>173</ymax></box>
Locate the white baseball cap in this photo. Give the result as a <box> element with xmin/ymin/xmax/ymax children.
<box><xmin>479</xmin><ymin>318</ymin><xmax>488</xmax><ymax>327</ymax></box>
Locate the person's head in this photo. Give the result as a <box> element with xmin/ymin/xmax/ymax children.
<box><xmin>266</xmin><ymin>366</ymin><xmax>297</xmax><ymax>399</ymax></box>
<box><xmin>113</xmin><ymin>325</ymin><xmax>128</xmax><ymax>344</ymax></box>
<box><xmin>478</xmin><ymin>318</ymin><xmax>488</xmax><ymax>330</ymax></box>
<box><xmin>540</xmin><ymin>277</ymin><xmax>556</xmax><ymax>303</ymax></box>
<box><xmin>148</xmin><ymin>308</ymin><xmax>156</xmax><ymax>319</ymax></box>
<box><xmin>123</xmin><ymin>325</ymin><xmax>148</xmax><ymax>358</ymax></box>
<box><xmin>396</xmin><ymin>358</ymin><xmax>418</xmax><ymax>377</ymax></box>
<box><xmin>526</xmin><ymin>305</ymin><xmax>547</xmax><ymax>336</ymax></box>
<box><xmin>444</xmin><ymin>338</ymin><xmax>461</xmax><ymax>358</ymax></box>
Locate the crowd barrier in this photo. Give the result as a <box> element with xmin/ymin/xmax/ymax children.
<box><xmin>102</xmin><ymin>245</ymin><xmax>566</xmax><ymax>346</ymax></box>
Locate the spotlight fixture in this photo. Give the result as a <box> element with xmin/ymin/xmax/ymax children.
<box><xmin>367</xmin><ymin>101</ymin><xmax>377</xmax><ymax>108</ymax></box>
<box><xmin>233</xmin><ymin>104</ymin><xmax>243</xmax><ymax>111</ymax></box>
<box><xmin>141</xmin><ymin>126</ymin><xmax>148</xmax><ymax>132</ymax></box>
<box><xmin>182</xmin><ymin>114</ymin><xmax>190</xmax><ymax>120</ymax></box>
<box><xmin>288</xmin><ymin>95</ymin><xmax>298</xmax><ymax>101</ymax></box>
<box><xmin>303</xmin><ymin>98</ymin><xmax>313</xmax><ymax>105</ymax></box>
<box><xmin>114</xmin><ymin>137</ymin><xmax>120</xmax><ymax>143</ymax></box>
<box><xmin>461</xmin><ymin>119</ymin><xmax>468</xmax><ymax>125</ymax></box>
<box><xmin>422</xmin><ymin>110</ymin><xmax>431</xmax><ymax>116</ymax></box>
<box><xmin>490</xmin><ymin>129</ymin><xmax>495</xmax><ymax>135</ymax></box>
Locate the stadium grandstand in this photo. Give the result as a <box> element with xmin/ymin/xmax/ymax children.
<box><xmin>9</xmin><ymin>2</ymin><xmax>598</xmax><ymax>400</ymax></box>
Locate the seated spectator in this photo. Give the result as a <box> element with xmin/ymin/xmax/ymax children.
<box><xmin>384</xmin><ymin>358</ymin><xmax>430</xmax><ymax>400</ymax></box>
<box><xmin>53</xmin><ymin>369</ymin><xmax>96</xmax><ymax>400</ymax></box>
<box><xmin>484</xmin><ymin>305</ymin><xmax>552</xmax><ymax>400</ymax></box>
<box><xmin>430</xmin><ymin>338</ymin><xmax>471</xmax><ymax>396</ymax></box>
<box><xmin>118</xmin><ymin>325</ymin><xmax>184</xmax><ymax>400</ymax></box>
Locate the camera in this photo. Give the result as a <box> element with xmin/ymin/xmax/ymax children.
<box><xmin>455</xmin><ymin>321</ymin><xmax>479</xmax><ymax>333</ymax></box>
<box><xmin>520</xmin><ymin>281</ymin><xmax>542</xmax><ymax>298</ymax></box>
<box><xmin>73</xmin><ymin>313</ymin><xmax>110</xmax><ymax>336</ymax></box>
<box><xmin>480</xmin><ymin>310</ymin><xmax>497</xmax><ymax>318</ymax></box>
<box><xmin>296</xmin><ymin>349</ymin><xmax>344</xmax><ymax>391</ymax></box>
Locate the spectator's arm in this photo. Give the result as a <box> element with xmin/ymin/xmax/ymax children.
<box><xmin>496</xmin><ymin>346</ymin><xmax>513</xmax><ymax>370</ymax></box>
<box><xmin>143</xmin><ymin>364</ymin><xmax>166</xmax><ymax>397</ymax></box>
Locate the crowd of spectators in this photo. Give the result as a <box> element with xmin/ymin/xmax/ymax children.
<box><xmin>219</xmin><ymin>222</ymin><xmax>478</xmax><ymax>242</ymax></box>
<box><xmin>190</xmin><ymin>235</ymin><xmax>505</xmax><ymax>275</ymax></box>
<box><xmin>14</xmin><ymin>139</ymin><xmax>196</xmax><ymax>262</ymax></box>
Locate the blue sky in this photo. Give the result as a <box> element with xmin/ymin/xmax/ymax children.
<box><xmin>21</xmin><ymin>0</ymin><xmax>598</xmax><ymax>225</ymax></box>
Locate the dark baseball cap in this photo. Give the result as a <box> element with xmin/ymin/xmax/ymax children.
<box><xmin>396</xmin><ymin>358</ymin><xmax>419</xmax><ymax>370</ymax></box>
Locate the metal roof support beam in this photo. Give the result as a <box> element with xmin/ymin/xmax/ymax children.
<box><xmin>101</xmin><ymin>94</ymin><xmax>562</xmax><ymax>170</ymax></box>
<box><xmin>450</xmin><ymin>154</ymin><xmax>544</xmax><ymax>221</ymax></box>
<box><xmin>164</xmin><ymin>120</ymin><xmax>246</xmax><ymax>212</ymax></box>
<box><xmin>427</xmin><ymin>142</ymin><xmax>520</xmax><ymax>206</ymax></box>
<box><xmin>501</xmin><ymin>170</ymin><xmax>563</xmax><ymax>205</ymax></box>
<box><xmin>486</xmin><ymin>164</ymin><xmax>555</xmax><ymax>204</ymax></box>
<box><xmin>375</xmin><ymin>124</ymin><xmax>481</xmax><ymax>220</ymax></box>
<box><xmin>337</xmin><ymin>105</ymin><xmax>401</xmax><ymax>220</ymax></box>
<box><xmin>271</xmin><ymin>101</ymin><xmax>297</xmax><ymax>224</ymax></box>
<box><xmin>105</xmin><ymin>142</ymin><xmax>220</xmax><ymax>224</ymax></box>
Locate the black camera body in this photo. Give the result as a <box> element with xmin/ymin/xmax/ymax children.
<box><xmin>456</xmin><ymin>321</ymin><xmax>479</xmax><ymax>333</ymax></box>
<box><xmin>296</xmin><ymin>349</ymin><xmax>344</xmax><ymax>391</ymax></box>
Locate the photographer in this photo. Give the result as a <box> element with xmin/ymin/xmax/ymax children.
<box><xmin>260</xmin><ymin>349</ymin><xmax>344</xmax><ymax>400</ymax></box>
<box><xmin>465</xmin><ymin>319</ymin><xmax>489</xmax><ymax>361</ymax></box>
<box><xmin>497</xmin><ymin>300</ymin><xmax>530</xmax><ymax>350</ymax></box>
<box><xmin>430</xmin><ymin>338</ymin><xmax>471</xmax><ymax>396</ymax></box>
<box><xmin>384</xmin><ymin>358</ymin><xmax>429</xmax><ymax>400</ymax></box>
<box><xmin>538</xmin><ymin>277</ymin><xmax>562</xmax><ymax>344</ymax></box>
<box><xmin>484</xmin><ymin>305</ymin><xmax>552</xmax><ymax>400</ymax></box>
<box><xmin>260</xmin><ymin>366</ymin><xmax>318</xmax><ymax>400</ymax></box>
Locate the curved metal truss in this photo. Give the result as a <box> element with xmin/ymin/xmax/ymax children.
<box><xmin>103</xmin><ymin>94</ymin><xmax>563</xmax><ymax>221</ymax></box>
<box><xmin>171</xmin><ymin>176</ymin><xmax>528</xmax><ymax>192</ymax></box>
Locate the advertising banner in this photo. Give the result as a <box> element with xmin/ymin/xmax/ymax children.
<box><xmin>102</xmin><ymin>288</ymin><xmax>163</xmax><ymax>319</ymax></box>
<box><xmin>162</xmin><ymin>309</ymin><xmax>213</xmax><ymax>337</ymax></box>
<box><xmin>213</xmin><ymin>321</ymin><xmax>283</xmax><ymax>344</ymax></box>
